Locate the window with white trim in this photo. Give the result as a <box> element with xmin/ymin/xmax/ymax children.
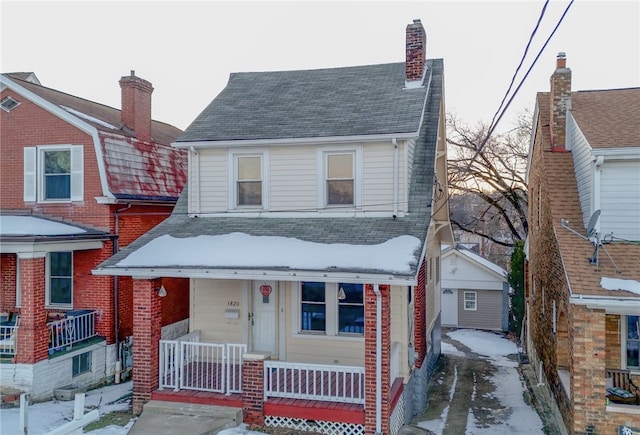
<box><xmin>300</xmin><ymin>282</ymin><xmax>364</xmax><ymax>336</ymax></box>
<box><xmin>23</xmin><ymin>145</ymin><xmax>84</xmax><ymax>202</ymax></box>
<box><xmin>463</xmin><ymin>291</ymin><xmax>477</xmax><ymax>311</ymax></box>
<box><xmin>229</xmin><ymin>150</ymin><xmax>268</xmax><ymax>210</ymax></box>
<box><xmin>318</xmin><ymin>147</ymin><xmax>361</xmax><ymax>209</ymax></box>
<box><xmin>625</xmin><ymin>315</ymin><xmax>639</xmax><ymax>369</ymax></box>
<box><xmin>47</xmin><ymin>252</ymin><xmax>73</xmax><ymax>307</ymax></box>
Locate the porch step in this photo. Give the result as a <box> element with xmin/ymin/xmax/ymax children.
<box><xmin>129</xmin><ymin>400</ymin><xmax>241</xmax><ymax>435</ymax></box>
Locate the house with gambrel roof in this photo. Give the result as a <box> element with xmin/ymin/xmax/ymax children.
<box><xmin>95</xmin><ymin>19</ymin><xmax>453</xmax><ymax>434</ymax></box>
<box><xmin>0</xmin><ymin>72</ymin><xmax>189</xmax><ymax>400</ymax></box>
<box><xmin>525</xmin><ymin>53</ymin><xmax>640</xmax><ymax>434</ymax></box>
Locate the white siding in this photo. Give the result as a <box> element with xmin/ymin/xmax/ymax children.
<box><xmin>567</xmin><ymin>113</ymin><xmax>593</xmax><ymax>227</ymax></box>
<box><xmin>362</xmin><ymin>142</ymin><xmax>394</xmax><ymax>211</ymax></box>
<box><xmin>270</xmin><ymin>145</ymin><xmax>317</xmax><ymax>211</ymax></box>
<box><xmin>191</xmin><ymin>279</ymin><xmax>244</xmax><ymax>343</ymax></box>
<box><xmin>441</xmin><ymin>251</ymin><xmax>506</xmax><ymax>291</ymax></box>
<box><xmin>390</xmin><ymin>285</ymin><xmax>410</xmax><ymax>377</ymax></box>
<box><xmin>197</xmin><ymin>148</ymin><xmax>228</xmax><ymax>213</ymax></box>
<box><xmin>600</xmin><ymin>161</ymin><xmax>640</xmax><ymax>241</ymax></box>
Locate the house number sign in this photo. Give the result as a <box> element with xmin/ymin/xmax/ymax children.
<box><xmin>227</xmin><ymin>301</ymin><xmax>240</xmax><ymax>307</ymax></box>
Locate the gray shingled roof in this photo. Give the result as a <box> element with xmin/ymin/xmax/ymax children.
<box><xmin>96</xmin><ymin>59</ymin><xmax>443</xmax><ymax>278</ymax></box>
<box><xmin>178</xmin><ymin>62</ymin><xmax>428</xmax><ymax>142</ymax></box>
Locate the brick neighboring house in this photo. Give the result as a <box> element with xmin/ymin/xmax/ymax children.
<box><xmin>525</xmin><ymin>53</ymin><xmax>640</xmax><ymax>434</ymax></box>
<box><xmin>94</xmin><ymin>19</ymin><xmax>453</xmax><ymax>434</ymax></box>
<box><xmin>0</xmin><ymin>72</ymin><xmax>189</xmax><ymax>400</ymax></box>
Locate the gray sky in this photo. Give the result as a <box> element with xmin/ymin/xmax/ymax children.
<box><xmin>2</xmin><ymin>1</ymin><xmax>638</xmax><ymax>133</ymax></box>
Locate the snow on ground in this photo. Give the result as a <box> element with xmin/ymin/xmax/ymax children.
<box><xmin>419</xmin><ymin>329</ymin><xmax>544</xmax><ymax>434</ymax></box>
<box><xmin>441</xmin><ymin>340</ymin><xmax>465</xmax><ymax>357</ymax></box>
<box><xmin>0</xmin><ymin>381</ymin><xmax>134</xmax><ymax>435</ymax></box>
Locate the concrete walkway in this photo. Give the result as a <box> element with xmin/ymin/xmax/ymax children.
<box><xmin>128</xmin><ymin>400</ymin><xmax>241</xmax><ymax>435</ymax></box>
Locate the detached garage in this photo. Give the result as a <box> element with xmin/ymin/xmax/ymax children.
<box><xmin>441</xmin><ymin>245</ymin><xmax>510</xmax><ymax>331</ymax></box>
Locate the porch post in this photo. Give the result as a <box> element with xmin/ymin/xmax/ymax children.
<box><xmin>15</xmin><ymin>254</ymin><xmax>48</xmax><ymax>364</ymax></box>
<box><xmin>570</xmin><ymin>305</ymin><xmax>606</xmax><ymax>433</ymax></box>
<box><xmin>132</xmin><ymin>278</ymin><xmax>162</xmax><ymax>414</ymax></box>
<box><xmin>241</xmin><ymin>352</ymin><xmax>268</xmax><ymax>427</ymax></box>
<box><xmin>414</xmin><ymin>259</ymin><xmax>427</xmax><ymax>366</ymax></box>
<box><xmin>364</xmin><ymin>284</ymin><xmax>391</xmax><ymax>435</ymax></box>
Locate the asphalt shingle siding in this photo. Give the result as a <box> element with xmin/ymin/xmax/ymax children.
<box><xmin>99</xmin><ymin>59</ymin><xmax>444</xmax><ymax>278</ymax></box>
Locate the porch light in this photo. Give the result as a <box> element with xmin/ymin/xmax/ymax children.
<box><xmin>338</xmin><ymin>286</ymin><xmax>347</xmax><ymax>300</ymax></box>
<box><xmin>156</xmin><ymin>285</ymin><xmax>167</xmax><ymax>298</ymax></box>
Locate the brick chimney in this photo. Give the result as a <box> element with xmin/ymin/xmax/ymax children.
<box><xmin>406</xmin><ymin>19</ymin><xmax>426</xmax><ymax>85</ymax></box>
<box><xmin>119</xmin><ymin>70</ymin><xmax>153</xmax><ymax>142</ymax></box>
<box><xmin>549</xmin><ymin>52</ymin><xmax>571</xmax><ymax>152</ymax></box>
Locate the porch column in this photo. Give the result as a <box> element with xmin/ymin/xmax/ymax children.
<box><xmin>241</xmin><ymin>353</ymin><xmax>268</xmax><ymax>427</ymax></box>
<box><xmin>570</xmin><ymin>304</ymin><xmax>606</xmax><ymax>434</ymax></box>
<box><xmin>364</xmin><ymin>284</ymin><xmax>391</xmax><ymax>435</ymax></box>
<box><xmin>15</xmin><ymin>254</ymin><xmax>48</xmax><ymax>364</ymax></box>
<box><xmin>132</xmin><ymin>278</ymin><xmax>162</xmax><ymax>414</ymax></box>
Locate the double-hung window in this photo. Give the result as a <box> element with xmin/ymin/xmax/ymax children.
<box><xmin>464</xmin><ymin>291</ymin><xmax>477</xmax><ymax>311</ymax></box>
<box><xmin>625</xmin><ymin>315</ymin><xmax>639</xmax><ymax>369</ymax></box>
<box><xmin>23</xmin><ymin>145</ymin><xmax>83</xmax><ymax>202</ymax></box>
<box><xmin>299</xmin><ymin>282</ymin><xmax>364</xmax><ymax>336</ymax></box>
<box><xmin>318</xmin><ymin>147</ymin><xmax>361</xmax><ymax>209</ymax></box>
<box><xmin>229</xmin><ymin>150</ymin><xmax>268</xmax><ymax>210</ymax></box>
<box><xmin>47</xmin><ymin>252</ymin><xmax>73</xmax><ymax>307</ymax></box>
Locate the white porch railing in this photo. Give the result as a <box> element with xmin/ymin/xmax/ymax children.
<box><xmin>264</xmin><ymin>361</ymin><xmax>365</xmax><ymax>404</ymax></box>
<box><xmin>0</xmin><ymin>316</ymin><xmax>20</xmax><ymax>355</ymax></box>
<box><xmin>47</xmin><ymin>310</ymin><xmax>97</xmax><ymax>351</ymax></box>
<box><xmin>159</xmin><ymin>331</ymin><xmax>246</xmax><ymax>395</ymax></box>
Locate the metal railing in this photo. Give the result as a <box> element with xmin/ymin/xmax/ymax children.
<box><xmin>264</xmin><ymin>361</ymin><xmax>365</xmax><ymax>404</ymax></box>
<box><xmin>159</xmin><ymin>331</ymin><xmax>246</xmax><ymax>395</ymax></box>
<box><xmin>0</xmin><ymin>317</ymin><xmax>20</xmax><ymax>355</ymax></box>
<box><xmin>47</xmin><ymin>310</ymin><xmax>97</xmax><ymax>351</ymax></box>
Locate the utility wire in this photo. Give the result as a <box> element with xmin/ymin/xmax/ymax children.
<box><xmin>467</xmin><ymin>0</ymin><xmax>575</xmax><ymax>168</ymax></box>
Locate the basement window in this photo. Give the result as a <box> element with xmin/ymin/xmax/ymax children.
<box><xmin>1</xmin><ymin>96</ymin><xmax>20</xmax><ymax>112</ymax></box>
<box><xmin>72</xmin><ymin>351</ymin><xmax>92</xmax><ymax>377</ymax></box>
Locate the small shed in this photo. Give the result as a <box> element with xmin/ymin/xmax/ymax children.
<box><xmin>441</xmin><ymin>245</ymin><xmax>509</xmax><ymax>331</ymax></box>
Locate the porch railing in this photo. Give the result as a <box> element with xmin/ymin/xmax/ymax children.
<box><xmin>47</xmin><ymin>310</ymin><xmax>97</xmax><ymax>351</ymax></box>
<box><xmin>159</xmin><ymin>331</ymin><xmax>246</xmax><ymax>395</ymax></box>
<box><xmin>0</xmin><ymin>316</ymin><xmax>20</xmax><ymax>355</ymax></box>
<box><xmin>264</xmin><ymin>361</ymin><xmax>365</xmax><ymax>404</ymax></box>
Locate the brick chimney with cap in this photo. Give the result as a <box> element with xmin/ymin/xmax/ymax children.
<box><xmin>119</xmin><ymin>70</ymin><xmax>153</xmax><ymax>142</ymax></box>
<box><xmin>406</xmin><ymin>19</ymin><xmax>427</xmax><ymax>85</ymax></box>
<box><xmin>549</xmin><ymin>52</ymin><xmax>571</xmax><ymax>152</ymax></box>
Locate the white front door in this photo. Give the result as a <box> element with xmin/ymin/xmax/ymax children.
<box><xmin>442</xmin><ymin>288</ymin><xmax>458</xmax><ymax>326</ymax></box>
<box><xmin>251</xmin><ymin>280</ymin><xmax>277</xmax><ymax>354</ymax></box>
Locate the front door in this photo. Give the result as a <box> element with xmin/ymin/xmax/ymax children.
<box><xmin>251</xmin><ymin>281</ymin><xmax>277</xmax><ymax>354</ymax></box>
<box><xmin>442</xmin><ymin>288</ymin><xmax>458</xmax><ymax>326</ymax></box>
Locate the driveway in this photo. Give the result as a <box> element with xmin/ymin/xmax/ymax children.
<box><xmin>411</xmin><ymin>328</ymin><xmax>562</xmax><ymax>434</ymax></box>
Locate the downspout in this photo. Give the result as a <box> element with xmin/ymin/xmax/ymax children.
<box><xmin>392</xmin><ymin>138</ymin><xmax>399</xmax><ymax>218</ymax></box>
<box><xmin>373</xmin><ymin>284</ymin><xmax>382</xmax><ymax>435</ymax></box>
<box><xmin>113</xmin><ymin>203</ymin><xmax>132</xmax><ymax>383</ymax></box>
<box><xmin>190</xmin><ymin>146</ymin><xmax>200</xmax><ymax>214</ymax></box>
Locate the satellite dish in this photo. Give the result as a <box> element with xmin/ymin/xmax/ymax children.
<box><xmin>586</xmin><ymin>210</ymin><xmax>601</xmax><ymax>238</ymax></box>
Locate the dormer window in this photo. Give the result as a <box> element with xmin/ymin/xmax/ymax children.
<box><xmin>1</xmin><ymin>96</ymin><xmax>20</xmax><ymax>112</ymax></box>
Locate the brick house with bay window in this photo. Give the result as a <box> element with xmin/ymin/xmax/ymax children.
<box><xmin>94</xmin><ymin>19</ymin><xmax>453</xmax><ymax>434</ymax></box>
<box><xmin>525</xmin><ymin>54</ymin><xmax>640</xmax><ymax>434</ymax></box>
<box><xmin>0</xmin><ymin>72</ymin><xmax>189</xmax><ymax>400</ymax></box>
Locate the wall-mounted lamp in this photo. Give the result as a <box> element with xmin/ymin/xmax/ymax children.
<box><xmin>338</xmin><ymin>286</ymin><xmax>346</xmax><ymax>301</ymax></box>
<box><xmin>156</xmin><ymin>285</ymin><xmax>167</xmax><ymax>298</ymax></box>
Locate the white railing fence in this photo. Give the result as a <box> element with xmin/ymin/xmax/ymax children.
<box><xmin>159</xmin><ymin>331</ymin><xmax>246</xmax><ymax>395</ymax></box>
<box><xmin>47</xmin><ymin>310</ymin><xmax>97</xmax><ymax>351</ymax></box>
<box><xmin>264</xmin><ymin>361</ymin><xmax>365</xmax><ymax>404</ymax></box>
<box><xmin>0</xmin><ymin>316</ymin><xmax>20</xmax><ymax>355</ymax></box>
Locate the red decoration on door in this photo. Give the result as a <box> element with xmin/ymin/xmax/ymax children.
<box><xmin>259</xmin><ymin>284</ymin><xmax>273</xmax><ymax>298</ymax></box>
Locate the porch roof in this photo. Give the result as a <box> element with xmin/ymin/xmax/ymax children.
<box><xmin>93</xmin><ymin>60</ymin><xmax>445</xmax><ymax>285</ymax></box>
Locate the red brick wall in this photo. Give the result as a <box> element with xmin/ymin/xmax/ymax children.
<box><xmin>242</xmin><ymin>357</ymin><xmax>266</xmax><ymax>426</ymax></box>
<box><xmin>132</xmin><ymin>278</ymin><xmax>162</xmax><ymax>414</ymax></box>
<box><xmin>0</xmin><ymin>254</ymin><xmax>18</xmax><ymax>312</ymax></box>
<box><xmin>364</xmin><ymin>284</ymin><xmax>391</xmax><ymax>435</ymax></box>
<box><xmin>414</xmin><ymin>260</ymin><xmax>427</xmax><ymax>367</ymax></box>
<box><xmin>15</xmin><ymin>256</ymin><xmax>48</xmax><ymax>364</ymax></box>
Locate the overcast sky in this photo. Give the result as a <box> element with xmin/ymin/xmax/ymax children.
<box><xmin>2</xmin><ymin>1</ymin><xmax>638</xmax><ymax>133</ymax></box>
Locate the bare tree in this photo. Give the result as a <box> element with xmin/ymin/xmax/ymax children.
<box><xmin>447</xmin><ymin>111</ymin><xmax>531</xmax><ymax>249</ymax></box>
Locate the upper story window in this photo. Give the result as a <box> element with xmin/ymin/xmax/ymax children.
<box><xmin>318</xmin><ymin>146</ymin><xmax>362</xmax><ymax>209</ymax></box>
<box><xmin>229</xmin><ymin>150</ymin><xmax>269</xmax><ymax>210</ymax></box>
<box><xmin>47</xmin><ymin>251</ymin><xmax>73</xmax><ymax>308</ymax></box>
<box><xmin>23</xmin><ymin>145</ymin><xmax>84</xmax><ymax>202</ymax></box>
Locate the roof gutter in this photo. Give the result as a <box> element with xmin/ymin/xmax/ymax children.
<box><xmin>570</xmin><ymin>294</ymin><xmax>640</xmax><ymax>314</ymax></box>
<box><xmin>171</xmin><ymin>132</ymin><xmax>419</xmax><ymax>149</ymax></box>
<box><xmin>92</xmin><ymin>266</ymin><xmax>417</xmax><ymax>285</ymax></box>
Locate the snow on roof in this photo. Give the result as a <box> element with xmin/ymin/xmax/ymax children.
<box><xmin>601</xmin><ymin>277</ymin><xmax>640</xmax><ymax>295</ymax></box>
<box><xmin>116</xmin><ymin>233</ymin><xmax>421</xmax><ymax>273</ymax></box>
<box><xmin>61</xmin><ymin>105</ymin><xmax>118</xmax><ymax>130</ymax></box>
<box><xmin>0</xmin><ymin>216</ymin><xmax>87</xmax><ymax>236</ymax></box>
